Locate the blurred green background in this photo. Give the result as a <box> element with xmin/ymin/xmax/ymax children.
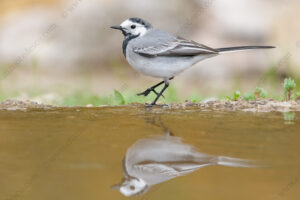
<box><xmin>0</xmin><ymin>0</ymin><xmax>299</xmax><ymax>105</ymax></box>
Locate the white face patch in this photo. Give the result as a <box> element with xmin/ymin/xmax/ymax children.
<box><xmin>120</xmin><ymin>19</ymin><xmax>148</xmax><ymax>37</ymax></box>
<box><xmin>119</xmin><ymin>178</ymin><xmax>147</xmax><ymax>196</ymax></box>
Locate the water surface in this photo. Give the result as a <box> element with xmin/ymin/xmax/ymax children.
<box><xmin>0</xmin><ymin>107</ymin><xmax>299</xmax><ymax>200</ymax></box>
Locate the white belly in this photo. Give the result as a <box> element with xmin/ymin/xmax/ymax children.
<box><xmin>126</xmin><ymin>53</ymin><xmax>213</xmax><ymax>78</ymax></box>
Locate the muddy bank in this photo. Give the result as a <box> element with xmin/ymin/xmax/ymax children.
<box><xmin>166</xmin><ymin>99</ymin><xmax>300</xmax><ymax>112</ymax></box>
<box><xmin>0</xmin><ymin>99</ymin><xmax>54</xmax><ymax>111</ymax></box>
<box><xmin>0</xmin><ymin>99</ymin><xmax>300</xmax><ymax>112</ymax></box>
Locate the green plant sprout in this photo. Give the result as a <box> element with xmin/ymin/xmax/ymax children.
<box><xmin>254</xmin><ymin>87</ymin><xmax>267</xmax><ymax>99</ymax></box>
<box><xmin>225</xmin><ymin>90</ymin><xmax>241</xmax><ymax>101</ymax></box>
<box><xmin>283</xmin><ymin>78</ymin><xmax>296</xmax><ymax>101</ymax></box>
<box><xmin>243</xmin><ymin>92</ymin><xmax>256</xmax><ymax>101</ymax></box>
<box><xmin>114</xmin><ymin>90</ymin><xmax>126</xmax><ymax>105</ymax></box>
<box><xmin>233</xmin><ymin>90</ymin><xmax>241</xmax><ymax>101</ymax></box>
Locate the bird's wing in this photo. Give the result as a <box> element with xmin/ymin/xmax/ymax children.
<box><xmin>167</xmin><ymin>162</ymin><xmax>214</xmax><ymax>175</ymax></box>
<box><xmin>134</xmin><ymin>163</ymin><xmax>180</xmax><ymax>176</ymax></box>
<box><xmin>135</xmin><ymin>161</ymin><xmax>213</xmax><ymax>177</ymax></box>
<box><xmin>133</xmin><ymin>37</ymin><xmax>218</xmax><ymax>57</ymax></box>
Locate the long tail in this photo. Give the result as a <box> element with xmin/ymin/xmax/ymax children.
<box><xmin>216</xmin><ymin>46</ymin><xmax>275</xmax><ymax>54</ymax></box>
<box><xmin>217</xmin><ymin>156</ymin><xmax>261</xmax><ymax>168</ymax></box>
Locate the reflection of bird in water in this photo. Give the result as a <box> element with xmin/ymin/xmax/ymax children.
<box><xmin>113</xmin><ymin>132</ymin><xmax>258</xmax><ymax>196</ymax></box>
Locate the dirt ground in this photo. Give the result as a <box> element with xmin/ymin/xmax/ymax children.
<box><xmin>1</xmin><ymin>99</ymin><xmax>300</xmax><ymax>112</ymax></box>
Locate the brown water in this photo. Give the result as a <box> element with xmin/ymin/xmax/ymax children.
<box><xmin>0</xmin><ymin>107</ymin><xmax>299</xmax><ymax>200</ymax></box>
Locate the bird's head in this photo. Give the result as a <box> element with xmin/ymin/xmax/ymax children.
<box><xmin>111</xmin><ymin>177</ymin><xmax>149</xmax><ymax>197</ymax></box>
<box><xmin>111</xmin><ymin>17</ymin><xmax>152</xmax><ymax>38</ymax></box>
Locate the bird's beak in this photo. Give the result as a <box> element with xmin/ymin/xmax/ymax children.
<box><xmin>111</xmin><ymin>184</ymin><xmax>121</xmax><ymax>190</ymax></box>
<box><xmin>111</xmin><ymin>178</ymin><xmax>126</xmax><ymax>190</ymax></box>
<box><xmin>110</xmin><ymin>25</ymin><xmax>123</xmax><ymax>31</ymax></box>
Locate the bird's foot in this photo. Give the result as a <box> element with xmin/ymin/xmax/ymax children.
<box><xmin>137</xmin><ymin>88</ymin><xmax>164</xmax><ymax>98</ymax></box>
<box><xmin>137</xmin><ymin>88</ymin><xmax>152</xmax><ymax>96</ymax></box>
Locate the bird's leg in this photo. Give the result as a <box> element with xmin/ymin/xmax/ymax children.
<box><xmin>137</xmin><ymin>77</ymin><xmax>174</xmax><ymax>97</ymax></box>
<box><xmin>137</xmin><ymin>80</ymin><xmax>164</xmax><ymax>97</ymax></box>
<box><xmin>150</xmin><ymin>78</ymin><xmax>170</xmax><ymax>105</ymax></box>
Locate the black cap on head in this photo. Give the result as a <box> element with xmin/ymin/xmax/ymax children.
<box><xmin>129</xmin><ymin>17</ymin><xmax>152</xmax><ymax>29</ymax></box>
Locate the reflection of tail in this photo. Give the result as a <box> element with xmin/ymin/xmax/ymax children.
<box><xmin>217</xmin><ymin>156</ymin><xmax>259</xmax><ymax>168</ymax></box>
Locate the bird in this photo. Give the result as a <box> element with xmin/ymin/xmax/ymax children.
<box><xmin>112</xmin><ymin>133</ymin><xmax>259</xmax><ymax>197</ymax></box>
<box><xmin>111</xmin><ymin>17</ymin><xmax>275</xmax><ymax>106</ymax></box>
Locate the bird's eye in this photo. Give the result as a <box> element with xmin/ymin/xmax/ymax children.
<box><xmin>131</xmin><ymin>25</ymin><xmax>136</xmax><ymax>29</ymax></box>
<box><xmin>129</xmin><ymin>185</ymin><xmax>135</xmax><ymax>190</ymax></box>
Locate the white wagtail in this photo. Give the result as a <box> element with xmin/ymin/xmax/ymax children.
<box><xmin>111</xmin><ymin>17</ymin><xmax>275</xmax><ymax>106</ymax></box>
<box><xmin>112</xmin><ymin>133</ymin><xmax>257</xmax><ymax>196</ymax></box>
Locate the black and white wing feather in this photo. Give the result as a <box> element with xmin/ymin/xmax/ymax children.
<box><xmin>133</xmin><ymin>37</ymin><xmax>218</xmax><ymax>57</ymax></box>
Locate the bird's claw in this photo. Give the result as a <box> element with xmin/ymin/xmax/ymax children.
<box><xmin>137</xmin><ymin>88</ymin><xmax>164</xmax><ymax>98</ymax></box>
<box><xmin>137</xmin><ymin>88</ymin><xmax>152</xmax><ymax>96</ymax></box>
